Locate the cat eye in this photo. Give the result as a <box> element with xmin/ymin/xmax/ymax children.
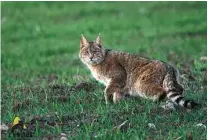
<box><xmin>93</xmin><ymin>51</ymin><xmax>99</xmax><ymax>54</ymax></box>
<box><xmin>94</xmin><ymin>52</ymin><xmax>100</xmax><ymax>55</ymax></box>
<box><xmin>84</xmin><ymin>51</ymin><xmax>89</xmax><ymax>55</ymax></box>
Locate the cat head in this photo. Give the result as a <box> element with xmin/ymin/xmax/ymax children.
<box><xmin>79</xmin><ymin>34</ymin><xmax>105</xmax><ymax>65</ymax></box>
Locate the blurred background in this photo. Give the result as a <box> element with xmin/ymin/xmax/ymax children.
<box><xmin>2</xmin><ymin>1</ymin><xmax>206</xmax><ymax>87</ymax></box>
<box><xmin>1</xmin><ymin>2</ymin><xmax>207</xmax><ymax>139</ymax></box>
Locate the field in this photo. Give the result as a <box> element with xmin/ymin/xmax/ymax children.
<box><xmin>1</xmin><ymin>1</ymin><xmax>207</xmax><ymax>139</ymax></box>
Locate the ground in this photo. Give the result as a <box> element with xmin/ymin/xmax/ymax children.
<box><xmin>1</xmin><ymin>1</ymin><xmax>207</xmax><ymax>139</ymax></box>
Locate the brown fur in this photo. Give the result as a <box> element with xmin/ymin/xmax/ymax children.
<box><xmin>79</xmin><ymin>34</ymin><xmax>198</xmax><ymax>109</ymax></box>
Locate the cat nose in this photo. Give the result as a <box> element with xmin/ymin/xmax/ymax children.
<box><xmin>89</xmin><ymin>56</ymin><xmax>93</xmax><ymax>60</ymax></box>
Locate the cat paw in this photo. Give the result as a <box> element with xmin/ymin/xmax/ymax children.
<box><xmin>113</xmin><ymin>92</ymin><xmax>122</xmax><ymax>104</ymax></box>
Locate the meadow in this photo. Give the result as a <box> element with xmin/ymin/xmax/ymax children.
<box><xmin>1</xmin><ymin>1</ymin><xmax>207</xmax><ymax>139</ymax></box>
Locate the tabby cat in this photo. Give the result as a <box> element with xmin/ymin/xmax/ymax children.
<box><xmin>79</xmin><ymin>34</ymin><xmax>198</xmax><ymax>109</ymax></box>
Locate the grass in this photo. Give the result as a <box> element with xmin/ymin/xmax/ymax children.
<box><xmin>1</xmin><ymin>1</ymin><xmax>207</xmax><ymax>139</ymax></box>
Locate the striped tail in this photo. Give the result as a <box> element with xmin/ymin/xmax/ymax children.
<box><xmin>167</xmin><ymin>90</ymin><xmax>199</xmax><ymax>109</ymax></box>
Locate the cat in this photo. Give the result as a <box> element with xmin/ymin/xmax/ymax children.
<box><xmin>79</xmin><ymin>34</ymin><xmax>199</xmax><ymax>109</ymax></box>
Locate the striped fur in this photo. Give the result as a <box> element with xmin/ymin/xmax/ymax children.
<box><xmin>163</xmin><ymin>68</ymin><xmax>199</xmax><ymax>109</ymax></box>
<box><xmin>79</xmin><ymin>34</ymin><xmax>199</xmax><ymax>109</ymax></box>
<box><xmin>166</xmin><ymin>90</ymin><xmax>197</xmax><ymax>109</ymax></box>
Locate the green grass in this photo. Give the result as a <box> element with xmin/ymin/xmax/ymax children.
<box><xmin>1</xmin><ymin>1</ymin><xmax>207</xmax><ymax>139</ymax></box>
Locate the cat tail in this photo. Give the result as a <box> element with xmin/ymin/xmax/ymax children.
<box><xmin>166</xmin><ymin>90</ymin><xmax>199</xmax><ymax>109</ymax></box>
<box><xmin>163</xmin><ymin>68</ymin><xmax>199</xmax><ymax>109</ymax></box>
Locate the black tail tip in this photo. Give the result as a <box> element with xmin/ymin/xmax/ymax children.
<box><xmin>185</xmin><ymin>100</ymin><xmax>200</xmax><ymax>109</ymax></box>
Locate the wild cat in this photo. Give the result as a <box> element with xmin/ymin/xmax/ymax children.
<box><xmin>79</xmin><ymin>34</ymin><xmax>199</xmax><ymax>109</ymax></box>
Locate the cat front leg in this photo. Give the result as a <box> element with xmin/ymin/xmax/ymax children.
<box><xmin>104</xmin><ymin>85</ymin><xmax>114</xmax><ymax>104</ymax></box>
<box><xmin>104</xmin><ymin>79</ymin><xmax>125</xmax><ymax>104</ymax></box>
<box><xmin>104</xmin><ymin>91</ymin><xmax>110</xmax><ymax>104</ymax></box>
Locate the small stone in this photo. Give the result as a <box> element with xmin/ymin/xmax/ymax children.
<box><xmin>196</xmin><ymin>123</ymin><xmax>206</xmax><ymax>129</ymax></box>
<box><xmin>148</xmin><ymin>123</ymin><xmax>156</xmax><ymax>129</ymax></box>
<box><xmin>200</xmin><ymin>56</ymin><xmax>207</xmax><ymax>61</ymax></box>
<box><xmin>0</xmin><ymin>124</ymin><xmax>9</xmax><ymax>131</ymax></box>
<box><xmin>61</xmin><ymin>133</ymin><xmax>66</xmax><ymax>136</ymax></box>
<box><xmin>60</xmin><ymin>136</ymin><xmax>68</xmax><ymax>140</ymax></box>
<box><xmin>160</xmin><ymin>100</ymin><xmax>175</xmax><ymax>110</ymax></box>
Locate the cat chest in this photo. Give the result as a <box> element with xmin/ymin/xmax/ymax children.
<box><xmin>91</xmin><ymin>71</ymin><xmax>110</xmax><ymax>86</ymax></box>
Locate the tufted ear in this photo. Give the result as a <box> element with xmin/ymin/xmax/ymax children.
<box><xmin>80</xmin><ymin>34</ymin><xmax>88</xmax><ymax>48</ymax></box>
<box><xmin>95</xmin><ymin>33</ymin><xmax>102</xmax><ymax>46</ymax></box>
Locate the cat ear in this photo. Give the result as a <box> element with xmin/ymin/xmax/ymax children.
<box><xmin>80</xmin><ymin>34</ymin><xmax>88</xmax><ymax>48</ymax></box>
<box><xmin>95</xmin><ymin>33</ymin><xmax>102</xmax><ymax>46</ymax></box>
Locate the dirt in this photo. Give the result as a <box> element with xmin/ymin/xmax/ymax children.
<box><xmin>12</xmin><ymin>99</ymin><xmax>32</xmax><ymax>112</ymax></box>
<box><xmin>186</xmin><ymin>132</ymin><xmax>193</xmax><ymax>140</ymax></box>
<box><xmin>34</xmin><ymin>74</ymin><xmax>58</xmax><ymax>84</ymax></box>
<box><xmin>3</xmin><ymin>73</ymin><xmax>206</xmax><ymax>138</ymax></box>
<box><xmin>6</xmin><ymin>81</ymin><xmax>102</xmax><ymax>114</ymax></box>
<box><xmin>7</xmin><ymin>111</ymin><xmax>100</xmax><ymax>138</ymax></box>
<box><xmin>70</xmin><ymin>82</ymin><xmax>98</xmax><ymax>92</ymax></box>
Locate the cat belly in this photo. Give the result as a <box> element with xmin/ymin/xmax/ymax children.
<box><xmin>129</xmin><ymin>89</ymin><xmax>158</xmax><ymax>101</ymax></box>
<box><xmin>129</xmin><ymin>89</ymin><xmax>146</xmax><ymax>98</ymax></box>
